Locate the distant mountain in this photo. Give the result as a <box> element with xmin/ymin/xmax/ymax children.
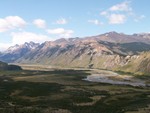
<box><xmin>0</xmin><ymin>41</ymin><xmax>39</xmax><ymax>62</ymax></box>
<box><xmin>0</xmin><ymin>32</ymin><xmax>150</xmax><ymax>71</ymax></box>
<box><xmin>97</xmin><ymin>31</ymin><xmax>150</xmax><ymax>44</ymax></box>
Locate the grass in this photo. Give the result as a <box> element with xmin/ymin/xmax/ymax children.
<box><xmin>0</xmin><ymin>67</ymin><xmax>150</xmax><ymax>113</ymax></box>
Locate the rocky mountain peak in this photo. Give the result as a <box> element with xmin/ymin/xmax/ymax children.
<box><xmin>5</xmin><ymin>42</ymin><xmax>39</xmax><ymax>54</ymax></box>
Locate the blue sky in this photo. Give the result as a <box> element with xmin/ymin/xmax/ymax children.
<box><xmin>0</xmin><ymin>0</ymin><xmax>150</xmax><ymax>51</ymax></box>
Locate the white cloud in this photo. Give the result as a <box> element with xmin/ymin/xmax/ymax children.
<box><xmin>55</xmin><ymin>18</ymin><xmax>67</xmax><ymax>24</ymax></box>
<box><xmin>88</xmin><ymin>19</ymin><xmax>103</xmax><ymax>25</ymax></box>
<box><xmin>11</xmin><ymin>32</ymin><xmax>50</xmax><ymax>45</ymax></box>
<box><xmin>47</xmin><ymin>28</ymin><xmax>73</xmax><ymax>38</ymax></box>
<box><xmin>47</xmin><ymin>28</ymin><xmax>65</xmax><ymax>34</ymax></box>
<box><xmin>0</xmin><ymin>43</ymin><xmax>12</xmax><ymax>51</ymax></box>
<box><xmin>0</xmin><ymin>16</ymin><xmax>26</xmax><ymax>32</ymax></box>
<box><xmin>100</xmin><ymin>1</ymin><xmax>135</xmax><ymax>24</ymax></box>
<box><xmin>100</xmin><ymin>11</ymin><xmax>108</xmax><ymax>16</ymax></box>
<box><xmin>102</xmin><ymin>1</ymin><xmax>145</xmax><ymax>23</ymax></box>
<box><xmin>109</xmin><ymin>1</ymin><xmax>132</xmax><ymax>12</ymax></box>
<box><xmin>109</xmin><ymin>14</ymin><xmax>126</xmax><ymax>24</ymax></box>
<box><xmin>134</xmin><ymin>15</ymin><xmax>145</xmax><ymax>22</ymax></box>
<box><xmin>33</xmin><ymin>19</ymin><xmax>46</xmax><ymax>28</ymax></box>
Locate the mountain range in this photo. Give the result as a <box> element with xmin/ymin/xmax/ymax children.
<box><xmin>0</xmin><ymin>31</ymin><xmax>150</xmax><ymax>75</ymax></box>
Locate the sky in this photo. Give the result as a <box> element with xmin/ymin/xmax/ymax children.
<box><xmin>0</xmin><ymin>0</ymin><xmax>150</xmax><ymax>51</ymax></box>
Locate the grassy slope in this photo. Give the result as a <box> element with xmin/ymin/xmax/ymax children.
<box><xmin>19</xmin><ymin>51</ymin><xmax>127</xmax><ymax>70</ymax></box>
<box><xmin>117</xmin><ymin>52</ymin><xmax>150</xmax><ymax>75</ymax></box>
<box><xmin>17</xmin><ymin>51</ymin><xmax>150</xmax><ymax>76</ymax></box>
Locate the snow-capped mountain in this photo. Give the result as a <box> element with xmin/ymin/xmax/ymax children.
<box><xmin>0</xmin><ymin>42</ymin><xmax>39</xmax><ymax>62</ymax></box>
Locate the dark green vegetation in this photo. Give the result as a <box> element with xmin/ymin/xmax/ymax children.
<box><xmin>0</xmin><ymin>61</ymin><xmax>22</xmax><ymax>71</ymax></box>
<box><xmin>0</xmin><ymin>68</ymin><xmax>150</xmax><ymax>113</ymax></box>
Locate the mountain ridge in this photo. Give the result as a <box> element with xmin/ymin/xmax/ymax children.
<box><xmin>0</xmin><ymin>31</ymin><xmax>150</xmax><ymax>74</ymax></box>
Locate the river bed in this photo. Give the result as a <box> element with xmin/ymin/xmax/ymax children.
<box><xmin>83</xmin><ymin>70</ymin><xmax>147</xmax><ymax>87</ymax></box>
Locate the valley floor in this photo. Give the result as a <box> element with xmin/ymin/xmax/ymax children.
<box><xmin>0</xmin><ymin>64</ymin><xmax>150</xmax><ymax>113</ymax></box>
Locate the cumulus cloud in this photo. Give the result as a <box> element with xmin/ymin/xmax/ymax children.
<box><xmin>100</xmin><ymin>1</ymin><xmax>145</xmax><ymax>24</ymax></box>
<box><xmin>88</xmin><ymin>19</ymin><xmax>103</xmax><ymax>25</ymax></box>
<box><xmin>11</xmin><ymin>32</ymin><xmax>50</xmax><ymax>45</ymax></box>
<box><xmin>55</xmin><ymin>18</ymin><xmax>67</xmax><ymax>24</ymax></box>
<box><xmin>47</xmin><ymin>28</ymin><xmax>65</xmax><ymax>34</ymax></box>
<box><xmin>109</xmin><ymin>1</ymin><xmax>132</xmax><ymax>12</ymax></box>
<box><xmin>99</xmin><ymin>1</ymin><xmax>139</xmax><ymax>24</ymax></box>
<box><xmin>0</xmin><ymin>16</ymin><xmax>26</xmax><ymax>32</ymax></box>
<box><xmin>109</xmin><ymin>14</ymin><xmax>126</xmax><ymax>24</ymax></box>
<box><xmin>100</xmin><ymin>11</ymin><xmax>108</xmax><ymax>16</ymax></box>
<box><xmin>33</xmin><ymin>19</ymin><xmax>46</xmax><ymax>28</ymax></box>
<box><xmin>47</xmin><ymin>28</ymin><xmax>73</xmax><ymax>38</ymax></box>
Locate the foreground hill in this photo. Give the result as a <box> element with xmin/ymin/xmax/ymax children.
<box><xmin>0</xmin><ymin>32</ymin><xmax>150</xmax><ymax>71</ymax></box>
<box><xmin>0</xmin><ymin>61</ymin><xmax>22</xmax><ymax>71</ymax></box>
